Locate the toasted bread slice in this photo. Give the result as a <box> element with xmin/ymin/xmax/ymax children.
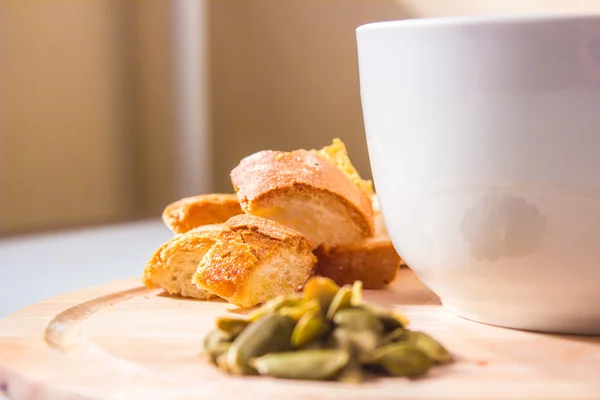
<box><xmin>314</xmin><ymin>193</ymin><xmax>401</xmax><ymax>289</ymax></box>
<box><xmin>313</xmin><ymin>138</ymin><xmax>374</xmax><ymax>199</ymax></box>
<box><xmin>162</xmin><ymin>194</ymin><xmax>242</xmax><ymax>234</ymax></box>
<box><xmin>231</xmin><ymin>149</ymin><xmax>374</xmax><ymax>247</ymax></box>
<box><xmin>143</xmin><ymin>224</ymin><xmax>222</xmax><ymax>299</ymax></box>
<box><xmin>314</xmin><ymin>235</ymin><xmax>401</xmax><ymax>289</ymax></box>
<box><xmin>192</xmin><ymin>214</ymin><xmax>316</xmax><ymax>308</ymax></box>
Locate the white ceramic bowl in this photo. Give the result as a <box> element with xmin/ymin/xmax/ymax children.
<box><xmin>357</xmin><ymin>14</ymin><xmax>600</xmax><ymax>334</ymax></box>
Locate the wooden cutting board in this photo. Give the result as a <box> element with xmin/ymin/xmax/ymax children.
<box><xmin>1</xmin><ymin>269</ymin><xmax>599</xmax><ymax>400</ymax></box>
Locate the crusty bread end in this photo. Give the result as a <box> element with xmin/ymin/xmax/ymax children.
<box><xmin>314</xmin><ymin>193</ymin><xmax>401</xmax><ymax>289</ymax></box>
<box><xmin>162</xmin><ymin>193</ymin><xmax>242</xmax><ymax>234</ymax></box>
<box><xmin>143</xmin><ymin>224</ymin><xmax>222</xmax><ymax>299</ymax></box>
<box><xmin>231</xmin><ymin>149</ymin><xmax>374</xmax><ymax>248</ymax></box>
<box><xmin>192</xmin><ymin>214</ymin><xmax>316</xmax><ymax>308</ymax></box>
<box><xmin>314</xmin><ymin>235</ymin><xmax>401</xmax><ymax>289</ymax></box>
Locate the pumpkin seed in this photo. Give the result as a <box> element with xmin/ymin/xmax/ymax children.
<box><xmin>331</xmin><ymin>329</ymin><xmax>369</xmax><ymax>382</ymax></box>
<box><xmin>299</xmin><ymin>340</ymin><xmax>327</xmax><ymax>351</ymax></box>
<box><xmin>331</xmin><ymin>328</ymin><xmax>378</xmax><ymax>364</ymax></box>
<box><xmin>216</xmin><ymin>316</ymin><xmax>250</xmax><ymax>337</ymax></box>
<box><xmin>291</xmin><ymin>309</ymin><xmax>328</xmax><ymax>348</ymax></box>
<box><xmin>216</xmin><ymin>353</ymin><xmax>230</xmax><ymax>372</ymax></box>
<box><xmin>247</xmin><ymin>296</ymin><xmax>302</xmax><ymax>321</ymax></box>
<box><xmin>207</xmin><ymin>342</ymin><xmax>231</xmax><ymax>364</ymax></box>
<box><xmin>379</xmin><ymin>315</ymin><xmax>404</xmax><ymax>332</ymax></box>
<box><xmin>350</xmin><ymin>281</ymin><xmax>363</xmax><ymax>306</ymax></box>
<box><xmin>303</xmin><ymin>276</ymin><xmax>339</xmax><ymax>312</ymax></box>
<box><xmin>373</xmin><ymin>342</ymin><xmax>432</xmax><ymax>377</ymax></box>
<box><xmin>329</xmin><ymin>327</ymin><xmax>352</xmax><ymax>351</ymax></box>
<box><xmin>249</xmin><ymin>349</ymin><xmax>349</xmax><ymax>380</ymax></box>
<box><xmin>204</xmin><ymin>329</ymin><xmax>234</xmax><ymax>364</ymax></box>
<box><xmin>362</xmin><ymin>304</ymin><xmax>410</xmax><ymax>331</ymax></box>
<box><xmin>226</xmin><ymin>314</ymin><xmax>295</xmax><ymax>375</ymax></box>
<box><xmin>203</xmin><ymin>329</ymin><xmax>233</xmax><ymax>362</ymax></box>
<box><xmin>326</xmin><ymin>285</ymin><xmax>352</xmax><ymax>320</ymax></box>
<box><xmin>337</xmin><ymin>357</ymin><xmax>365</xmax><ymax>383</ymax></box>
<box><xmin>380</xmin><ymin>328</ymin><xmax>407</xmax><ymax>346</ymax></box>
<box><xmin>333</xmin><ymin>308</ymin><xmax>383</xmax><ymax>333</ymax></box>
<box><xmin>406</xmin><ymin>331</ymin><xmax>452</xmax><ymax>364</ymax></box>
<box><xmin>390</xmin><ymin>311</ymin><xmax>410</xmax><ymax>328</ymax></box>
<box><xmin>351</xmin><ymin>330</ymin><xmax>380</xmax><ymax>360</ymax></box>
<box><xmin>279</xmin><ymin>299</ymin><xmax>320</xmax><ymax>322</ymax></box>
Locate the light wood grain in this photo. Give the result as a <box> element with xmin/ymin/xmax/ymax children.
<box><xmin>1</xmin><ymin>269</ymin><xmax>599</xmax><ymax>400</ymax></box>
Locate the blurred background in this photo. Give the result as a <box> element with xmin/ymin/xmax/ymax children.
<box><xmin>1</xmin><ymin>0</ymin><xmax>598</xmax><ymax>237</ymax></box>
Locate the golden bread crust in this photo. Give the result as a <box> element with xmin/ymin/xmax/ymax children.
<box><xmin>193</xmin><ymin>215</ymin><xmax>316</xmax><ymax>307</ymax></box>
<box><xmin>162</xmin><ymin>194</ymin><xmax>242</xmax><ymax>234</ymax></box>
<box><xmin>230</xmin><ymin>149</ymin><xmax>374</xmax><ymax>245</ymax></box>
<box><xmin>143</xmin><ymin>224</ymin><xmax>223</xmax><ymax>299</ymax></box>
<box><xmin>313</xmin><ymin>138</ymin><xmax>374</xmax><ymax>199</ymax></box>
<box><xmin>314</xmin><ymin>236</ymin><xmax>401</xmax><ymax>289</ymax></box>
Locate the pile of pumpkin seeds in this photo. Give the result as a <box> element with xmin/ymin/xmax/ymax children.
<box><xmin>203</xmin><ymin>276</ymin><xmax>452</xmax><ymax>381</ymax></box>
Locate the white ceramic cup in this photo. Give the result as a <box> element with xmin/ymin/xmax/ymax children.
<box><xmin>357</xmin><ymin>14</ymin><xmax>600</xmax><ymax>334</ymax></box>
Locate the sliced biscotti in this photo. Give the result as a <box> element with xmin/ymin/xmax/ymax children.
<box><xmin>162</xmin><ymin>193</ymin><xmax>243</xmax><ymax>234</ymax></box>
<box><xmin>314</xmin><ymin>235</ymin><xmax>401</xmax><ymax>289</ymax></box>
<box><xmin>314</xmin><ymin>193</ymin><xmax>401</xmax><ymax>289</ymax></box>
<box><xmin>192</xmin><ymin>214</ymin><xmax>316</xmax><ymax>308</ymax></box>
<box><xmin>231</xmin><ymin>149</ymin><xmax>374</xmax><ymax>247</ymax></box>
<box><xmin>143</xmin><ymin>224</ymin><xmax>222</xmax><ymax>299</ymax></box>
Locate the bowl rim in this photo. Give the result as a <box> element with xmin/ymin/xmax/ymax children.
<box><xmin>356</xmin><ymin>13</ymin><xmax>600</xmax><ymax>33</ymax></box>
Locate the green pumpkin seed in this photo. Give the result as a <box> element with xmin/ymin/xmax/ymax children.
<box><xmin>204</xmin><ymin>329</ymin><xmax>234</xmax><ymax>363</ymax></box>
<box><xmin>279</xmin><ymin>299</ymin><xmax>320</xmax><ymax>322</ymax></box>
<box><xmin>204</xmin><ymin>329</ymin><xmax>232</xmax><ymax>351</ymax></box>
<box><xmin>352</xmin><ymin>330</ymin><xmax>380</xmax><ymax>359</ymax></box>
<box><xmin>337</xmin><ymin>357</ymin><xmax>365</xmax><ymax>383</ymax></box>
<box><xmin>390</xmin><ymin>311</ymin><xmax>410</xmax><ymax>328</ymax></box>
<box><xmin>380</xmin><ymin>328</ymin><xmax>407</xmax><ymax>346</ymax></box>
<box><xmin>362</xmin><ymin>304</ymin><xmax>409</xmax><ymax>331</ymax></box>
<box><xmin>249</xmin><ymin>349</ymin><xmax>349</xmax><ymax>380</ymax></box>
<box><xmin>227</xmin><ymin>314</ymin><xmax>295</xmax><ymax>375</ymax></box>
<box><xmin>379</xmin><ymin>315</ymin><xmax>404</xmax><ymax>332</ymax></box>
<box><xmin>216</xmin><ymin>353</ymin><xmax>230</xmax><ymax>372</ymax></box>
<box><xmin>333</xmin><ymin>308</ymin><xmax>383</xmax><ymax>333</ymax></box>
<box><xmin>207</xmin><ymin>342</ymin><xmax>231</xmax><ymax>364</ymax></box>
<box><xmin>216</xmin><ymin>316</ymin><xmax>250</xmax><ymax>337</ymax></box>
<box><xmin>350</xmin><ymin>281</ymin><xmax>363</xmax><ymax>306</ymax></box>
<box><xmin>303</xmin><ymin>276</ymin><xmax>340</xmax><ymax>312</ymax></box>
<box><xmin>330</xmin><ymin>329</ymin><xmax>370</xmax><ymax>382</ymax></box>
<box><xmin>329</xmin><ymin>327</ymin><xmax>352</xmax><ymax>350</ymax></box>
<box><xmin>406</xmin><ymin>331</ymin><xmax>452</xmax><ymax>364</ymax></box>
<box><xmin>291</xmin><ymin>309</ymin><xmax>327</xmax><ymax>348</ymax></box>
<box><xmin>299</xmin><ymin>340</ymin><xmax>327</xmax><ymax>350</ymax></box>
<box><xmin>326</xmin><ymin>285</ymin><xmax>352</xmax><ymax>320</ymax></box>
<box><xmin>331</xmin><ymin>328</ymin><xmax>378</xmax><ymax>364</ymax></box>
<box><xmin>247</xmin><ymin>296</ymin><xmax>302</xmax><ymax>321</ymax></box>
<box><xmin>373</xmin><ymin>342</ymin><xmax>432</xmax><ymax>377</ymax></box>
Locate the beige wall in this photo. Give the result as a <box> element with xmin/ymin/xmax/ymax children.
<box><xmin>0</xmin><ymin>1</ymin><xmax>176</xmax><ymax>235</ymax></box>
<box><xmin>399</xmin><ymin>0</ymin><xmax>600</xmax><ymax>17</ymax></box>
<box><xmin>0</xmin><ymin>1</ymin><xmax>131</xmax><ymax>234</ymax></box>
<box><xmin>209</xmin><ymin>0</ymin><xmax>600</xmax><ymax>192</ymax></box>
<box><xmin>209</xmin><ymin>0</ymin><xmax>409</xmax><ymax>192</ymax></box>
